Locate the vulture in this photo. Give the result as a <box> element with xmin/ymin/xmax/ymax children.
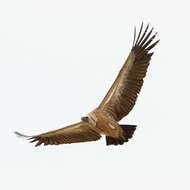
<box><xmin>15</xmin><ymin>23</ymin><xmax>159</xmax><ymax>147</ymax></box>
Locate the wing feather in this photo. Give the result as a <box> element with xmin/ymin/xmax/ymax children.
<box><xmin>15</xmin><ymin>122</ymin><xmax>101</xmax><ymax>147</ymax></box>
<box><xmin>99</xmin><ymin>24</ymin><xmax>159</xmax><ymax>121</ymax></box>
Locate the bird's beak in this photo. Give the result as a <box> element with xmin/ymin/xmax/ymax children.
<box><xmin>81</xmin><ymin>117</ymin><xmax>89</xmax><ymax>122</ymax></box>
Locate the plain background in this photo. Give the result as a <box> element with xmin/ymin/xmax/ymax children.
<box><xmin>0</xmin><ymin>0</ymin><xmax>189</xmax><ymax>189</ymax></box>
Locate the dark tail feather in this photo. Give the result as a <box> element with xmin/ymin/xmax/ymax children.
<box><xmin>120</xmin><ymin>124</ymin><xmax>137</xmax><ymax>140</ymax></box>
<box><xmin>106</xmin><ymin>125</ymin><xmax>137</xmax><ymax>146</ymax></box>
<box><xmin>106</xmin><ymin>136</ymin><xmax>124</xmax><ymax>146</ymax></box>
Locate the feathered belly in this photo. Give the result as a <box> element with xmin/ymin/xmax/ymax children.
<box><xmin>88</xmin><ymin>108</ymin><xmax>122</xmax><ymax>138</ymax></box>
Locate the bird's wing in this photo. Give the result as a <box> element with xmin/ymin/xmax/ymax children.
<box><xmin>15</xmin><ymin>122</ymin><xmax>101</xmax><ymax>147</ymax></box>
<box><xmin>99</xmin><ymin>23</ymin><xmax>159</xmax><ymax>121</ymax></box>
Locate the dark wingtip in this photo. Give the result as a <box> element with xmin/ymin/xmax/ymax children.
<box><xmin>132</xmin><ymin>26</ymin><xmax>136</xmax><ymax>48</ymax></box>
<box><xmin>132</xmin><ymin>22</ymin><xmax>159</xmax><ymax>51</ymax></box>
<box><xmin>14</xmin><ymin>131</ymin><xmax>32</xmax><ymax>138</ymax></box>
<box><xmin>146</xmin><ymin>39</ymin><xmax>160</xmax><ymax>51</ymax></box>
<box><xmin>135</xmin><ymin>22</ymin><xmax>144</xmax><ymax>46</ymax></box>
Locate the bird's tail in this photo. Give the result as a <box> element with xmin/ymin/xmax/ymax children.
<box><xmin>106</xmin><ymin>125</ymin><xmax>137</xmax><ymax>146</ymax></box>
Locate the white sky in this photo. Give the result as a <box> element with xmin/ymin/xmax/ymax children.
<box><xmin>0</xmin><ymin>0</ymin><xmax>189</xmax><ymax>189</ymax></box>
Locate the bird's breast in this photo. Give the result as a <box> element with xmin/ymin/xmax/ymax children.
<box><xmin>88</xmin><ymin>109</ymin><xmax>121</xmax><ymax>137</ymax></box>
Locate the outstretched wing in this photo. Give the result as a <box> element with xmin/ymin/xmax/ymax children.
<box><xmin>99</xmin><ymin>23</ymin><xmax>159</xmax><ymax>121</ymax></box>
<box><xmin>15</xmin><ymin>122</ymin><xmax>101</xmax><ymax>147</ymax></box>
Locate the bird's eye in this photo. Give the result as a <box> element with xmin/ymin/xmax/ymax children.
<box><xmin>81</xmin><ymin>117</ymin><xmax>89</xmax><ymax>122</ymax></box>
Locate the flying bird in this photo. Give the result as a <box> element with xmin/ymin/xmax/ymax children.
<box><xmin>15</xmin><ymin>23</ymin><xmax>159</xmax><ymax>147</ymax></box>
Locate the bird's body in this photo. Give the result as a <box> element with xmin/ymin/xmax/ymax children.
<box><xmin>15</xmin><ymin>23</ymin><xmax>159</xmax><ymax>147</ymax></box>
<box><xmin>87</xmin><ymin>108</ymin><xmax>122</xmax><ymax>138</ymax></box>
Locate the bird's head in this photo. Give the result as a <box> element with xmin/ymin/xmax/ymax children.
<box><xmin>81</xmin><ymin>116</ymin><xmax>89</xmax><ymax>122</ymax></box>
<box><xmin>81</xmin><ymin>116</ymin><xmax>96</xmax><ymax>126</ymax></box>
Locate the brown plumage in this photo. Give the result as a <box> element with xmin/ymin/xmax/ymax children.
<box><xmin>15</xmin><ymin>23</ymin><xmax>159</xmax><ymax>147</ymax></box>
<box><xmin>15</xmin><ymin>122</ymin><xmax>101</xmax><ymax>146</ymax></box>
